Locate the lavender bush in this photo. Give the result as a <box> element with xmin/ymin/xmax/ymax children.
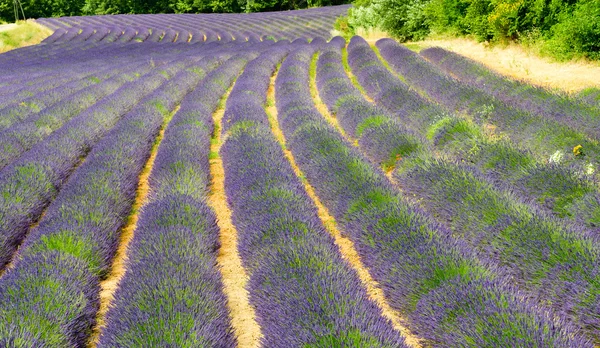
<box><xmin>98</xmin><ymin>54</ymin><xmax>255</xmax><ymax>347</ymax></box>
<box><xmin>276</xmin><ymin>44</ymin><xmax>589</xmax><ymax>347</ymax></box>
<box><xmin>346</xmin><ymin>37</ymin><xmax>600</xmax><ymax>231</ymax></box>
<box><xmin>221</xmin><ymin>45</ymin><xmax>407</xmax><ymax>347</ymax></box>
<box><xmin>421</xmin><ymin>47</ymin><xmax>600</xmax><ymax>141</ymax></box>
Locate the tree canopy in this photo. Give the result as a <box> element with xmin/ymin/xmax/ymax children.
<box><xmin>0</xmin><ymin>0</ymin><xmax>349</xmax><ymax>22</ymax></box>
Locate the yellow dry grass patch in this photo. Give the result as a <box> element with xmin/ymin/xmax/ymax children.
<box><xmin>412</xmin><ymin>37</ymin><xmax>600</xmax><ymax>93</ymax></box>
<box><xmin>87</xmin><ymin>106</ymin><xmax>179</xmax><ymax>347</ymax></box>
<box><xmin>356</xmin><ymin>28</ymin><xmax>393</xmax><ymax>44</ymax></box>
<box><xmin>209</xmin><ymin>87</ymin><xmax>262</xmax><ymax>348</ymax></box>
<box><xmin>0</xmin><ymin>20</ymin><xmax>52</xmax><ymax>53</ymax></box>
<box><xmin>275</xmin><ymin>59</ymin><xmax>423</xmax><ymax>348</ymax></box>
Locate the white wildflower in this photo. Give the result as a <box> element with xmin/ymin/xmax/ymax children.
<box><xmin>586</xmin><ymin>163</ymin><xmax>595</xmax><ymax>175</ymax></box>
<box><xmin>549</xmin><ymin>150</ymin><xmax>564</xmax><ymax>164</ymax></box>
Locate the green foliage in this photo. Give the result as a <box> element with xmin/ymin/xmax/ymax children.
<box><xmin>305</xmin><ymin>328</ymin><xmax>399</xmax><ymax>347</ymax></box>
<box><xmin>0</xmin><ymin>0</ymin><xmax>350</xmax><ymax>22</ymax></box>
<box><xmin>333</xmin><ymin>15</ymin><xmax>354</xmax><ymax>40</ymax></box>
<box><xmin>0</xmin><ymin>0</ymin><xmax>84</xmax><ymax>20</ymax></box>
<box><xmin>542</xmin><ymin>0</ymin><xmax>600</xmax><ymax>60</ymax></box>
<box><xmin>30</xmin><ymin>231</ymin><xmax>102</xmax><ymax>275</ymax></box>
<box><xmin>0</xmin><ymin>21</ymin><xmax>52</xmax><ymax>52</ymax></box>
<box><xmin>348</xmin><ymin>0</ymin><xmax>600</xmax><ymax>60</ymax></box>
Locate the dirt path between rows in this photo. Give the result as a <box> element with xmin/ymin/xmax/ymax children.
<box><xmin>268</xmin><ymin>62</ymin><xmax>423</xmax><ymax>348</ymax></box>
<box><xmin>209</xmin><ymin>86</ymin><xmax>262</xmax><ymax>348</ymax></box>
<box><xmin>87</xmin><ymin>106</ymin><xmax>179</xmax><ymax>346</ymax></box>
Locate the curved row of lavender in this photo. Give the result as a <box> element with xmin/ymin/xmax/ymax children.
<box><xmin>219</xmin><ymin>40</ymin><xmax>407</xmax><ymax>346</ymax></box>
<box><xmin>274</xmin><ymin>41</ymin><xmax>589</xmax><ymax>346</ymax></box>
<box><xmin>316</xmin><ymin>37</ymin><xmax>600</xmax><ymax>341</ymax></box>
<box><xmin>348</xmin><ymin>36</ymin><xmax>600</xmax><ymax>233</ymax></box>
<box><xmin>0</xmin><ymin>43</ymin><xmax>239</xmax><ymax>272</ymax></box>
<box><xmin>0</xmin><ymin>56</ymin><xmax>221</xmax><ymax>346</ymax></box>
<box><xmin>346</xmin><ymin>37</ymin><xmax>600</xmax><ymax>233</ymax></box>
<box><xmin>369</xmin><ymin>39</ymin><xmax>600</xmax><ymax>341</ymax></box>
<box><xmin>0</xmin><ymin>41</ymin><xmax>268</xmax><ymax>346</ymax></box>
<box><xmin>0</xmin><ymin>5</ymin><xmax>599</xmax><ymax>345</ymax></box>
<box><xmin>420</xmin><ymin>47</ymin><xmax>600</xmax><ymax>141</ymax></box>
<box><xmin>35</xmin><ymin>5</ymin><xmax>349</xmax><ymax>43</ymax></box>
<box><xmin>97</xmin><ymin>52</ymin><xmax>256</xmax><ymax>347</ymax></box>
<box><xmin>371</xmin><ymin>39</ymin><xmax>600</xmax><ymax>174</ymax></box>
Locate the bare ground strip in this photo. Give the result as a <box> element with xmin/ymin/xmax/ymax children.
<box><xmin>209</xmin><ymin>85</ymin><xmax>263</xmax><ymax>348</ymax></box>
<box><xmin>268</xmin><ymin>63</ymin><xmax>423</xmax><ymax>348</ymax></box>
<box><xmin>87</xmin><ymin>106</ymin><xmax>179</xmax><ymax>346</ymax></box>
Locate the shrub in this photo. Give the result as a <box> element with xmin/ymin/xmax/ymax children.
<box><xmin>348</xmin><ymin>0</ymin><xmax>600</xmax><ymax>60</ymax></box>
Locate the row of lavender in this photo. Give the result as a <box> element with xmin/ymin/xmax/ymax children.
<box><xmin>0</xmin><ymin>42</ymin><xmax>249</xmax><ymax>178</ymax></box>
<box><xmin>0</xmin><ymin>39</ymin><xmax>239</xmax><ymax>107</ymax></box>
<box><xmin>0</xmin><ymin>39</ymin><xmax>279</xmax><ymax>345</ymax></box>
<box><xmin>421</xmin><ymin>47</ymin><xmax>600</xmax><ymax>140</ymax></box>
<box><xmin>35</xmin><ymin>5</ymin><xmax>349</xmax><ymax>43</ymax></box>
<box><xmin>345</xmin><ymin>37</ymin><xmax>600</xmax><ymax>236</ymax></box>
<box><xmin>366</xmin><ymin>39</ymin><xmax>600</xmax><ymax>232</ymax></box>
<box><xmin>0</xmin><ymin>39</ymin><xmax>230</xmax><ymax>74</ymax></box>
<box><xmin>1</xmin><ymin>30</ymin><xmax>598</xmax><ymax>346</ymax></box>
<box><xmin>311</xmin><ymin>36</ymin><xmax>600</xmax><ymax>343</ymax></box>
<box><xmin>0</xmin><ymin>44</ymin><xmax>230</xmax><ymax>188</ymax></box>
<box><xmin>375</xmin><ymin>40</ymin><xmax>600</xmax><ymax>174</ymax></box>
<box><xmin>0</xmin><ymin>41</ymin><xmax>164</xmax><ymax>97</ymax></box>
<box><xmin>219</xmin><ymin>40</ymin><xmax>407</xmax><ymax>346</ymax></box>
<box><xmin>0</xmin><ymin>45</ymin><xmax>210</xmax><ymax>271</ymax></box>
<box><xmin>97</xmin><ymin>51</ymin><xmax>257</xmax><ymax>347</ymax></box>
<box><xmin>41</xmin><ymin>26</ymin><xmax>253</xmax><ymax>45</ymax></box>
<box><xmin>373</xmin><ymin>40</ymin><xmax>600</xmax><ymax>340</ymax></box>
<box><xmin>0</xmin><ymin>60</ymin><xmax>158</xmax><ymax>171</ymax></box>
<box><xmin>0</xmin><ymin>50</ymin><xmax>225</xmax><ymax>345</ymax></box>
<box><xmin>275</xmin><ymin>42</ymin><xmax>588</xmax><ymax>346</ymax></box>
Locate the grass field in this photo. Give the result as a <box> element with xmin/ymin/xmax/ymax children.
<box><xmin>0</xmin><ymin>20</ymin><xmax>52</xmax><ymax>53</ymax></box>
<box><xmin>0</xmin><ymin>7</ymin><xmax>599</xmax><ymax>347</ymax></box>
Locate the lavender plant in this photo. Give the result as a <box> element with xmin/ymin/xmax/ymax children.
<box><xmin>276</xmin><ymin>44</ymin><xmax>589</xmax><ymax>347</ymax></box>
<box><xmin>0</xmin><ymin>57</ymin><xmax>222</xmax><ymax>346</ymax></box>
<box><xmin>421</xmin><ymin>47</ymin><xmax>600</xmax><ymax>142</ymax></box>
<box><xmin>98</xmin><ymin>55</ymin><xmax>254</xmax><ymax>347</ymax></box>
<box><xmin>221</xmin><ymin>45</ymin><xmax>407</xmax><ymax>347</ymax></box>
<box><xmin>0</xmin><ymin>53</ymin><xmax>215</xmax><ymax>271</ymax></box>
<box><xmin>345</xmin><ymin>37</ymin><xmax>600</xmax><ymax>231</ymax></box>
<box><xmin>372</xmin><ymin>38</ymin><xmax>600</xmax><ymax>172</ymax></box>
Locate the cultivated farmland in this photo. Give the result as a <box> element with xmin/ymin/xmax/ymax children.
<box><xmin>1</xmin><ymin>5</ymin><xmax>600</xmax><ymax>347</ymax></box>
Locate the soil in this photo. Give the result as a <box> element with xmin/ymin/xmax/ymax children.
<box><xmin>209</xmin><ymin>88</ymin><xmax>263</xmax><ymax>348</ymax></box>
<box><xmin>87</xmin><ymin>107</ymin><xmax>179</xmax><ymax>347</ymax></box>
<box><xmin>268</xmin><ymin>67</ymin><xmax>424</xmax><ymax>348</ymax></box>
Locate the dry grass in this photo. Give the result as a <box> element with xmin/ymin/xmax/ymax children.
<box><xmin>411</xmin><ymin>37</ymin><xmax>600</xmax><ymax>93</ymax></box>
<box><xmin>0</xmin><ymin>20</ymin><xmax>52</xmax><ymax>53</ymax></box>
<box><xmin>356</xmin><ymin>28</ymin><xmax>394</xmax><ymax>44</ymax></box>
<box><xmin>0</xmin><ymin>23</ymin><xmax>17</xmax><ymax>32</ymax></box>
<box><xmin>342</xmin><ymin>27</ymin><xmax>600</xmax><ymax>93</ymax></box>
<box><xmin>209</xmin><ymin>87</ymin><xmax>262</xmax><ymax>348</ymax></box>
<box><xmin>87</xmin><ymin>106</ymin><xmax>179</xmax><ymax>347</ymax></box>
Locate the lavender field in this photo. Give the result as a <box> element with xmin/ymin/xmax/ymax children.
<box><xmin>1</xmin><ymin>5</ymin><xmax>600</xmax><ymax>347</ymax></box>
